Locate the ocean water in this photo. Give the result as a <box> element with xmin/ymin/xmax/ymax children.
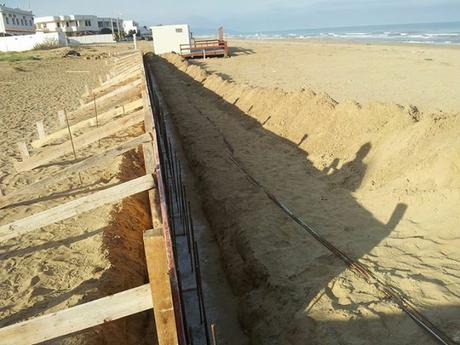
<box><xmin>230</xmin><ymin>22</ymin><xmax>460</xmax><ymax>45</ymax></box>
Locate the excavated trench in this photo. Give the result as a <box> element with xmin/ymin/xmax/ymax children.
<box><xmin>146</xmin><ymin>53</ymin><xmax>460</xmax><ymax>345</ymax></box>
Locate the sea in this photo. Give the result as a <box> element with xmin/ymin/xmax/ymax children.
<box><xmin>227</xmin><ymin>22</ymin><xmax>460</xmax><ymax>45</ymax></box>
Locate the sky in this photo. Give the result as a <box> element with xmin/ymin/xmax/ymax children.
<box><xmin>5</xmin><ymin>0</ymin><xmax>460</xmax><ymax>32</ymax></box>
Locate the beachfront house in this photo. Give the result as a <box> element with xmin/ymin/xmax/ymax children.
<box><xmin>34</xmin><ymin>15</ymin><xmax>100</xmax><ymax>36</ymax></box>
<box><xmin>151</xmin><ymin>24</ymin><xmax>191</xmax><ymax>54</ymax></box>
<box><xmin>0</xmin><ymin>5</ymin><xmax>35</xmax><ymax>36</ymax></box>
<box><xmin>97</xmin><ymin>17</ymin><xmax>119</xmax><ymax>34</ymax></box>
<box><xmin>123</xmin><ymin>19</ymin><xmax>139</xmax><ymax>35</ymax></box>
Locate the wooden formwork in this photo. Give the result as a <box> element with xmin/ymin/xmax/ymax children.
<box><xmin>0</xmin><ymin>50</ymin><xmax>187</xmax><ymax>345</ymax></box>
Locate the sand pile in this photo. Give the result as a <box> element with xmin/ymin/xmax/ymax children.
<box><xmin>154</xmin><ymin>53</ymin><xmax>460</xmax><ymax>344</ymax></box>
<box><xmin>165</xmin><ymin>53</ymin><xmax>460</xmax><ymax>196</ymax></box>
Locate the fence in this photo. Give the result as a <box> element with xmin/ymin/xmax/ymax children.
<box><xmin>68</xmin><ymin>34</ymin><xmax>115</xmax><ymax>45</ymax></box>
<box><xmin>0</xmin><ymin>32</ymin><xmax>67</xmax><ymax>52</ymax></box>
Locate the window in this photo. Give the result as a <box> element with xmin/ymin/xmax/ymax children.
<box><xmin>29</xmin><ymin>19</ymin><xmax>32</xmax><ymax>26</ymax></box>
<box><xmin>5</xmin><ymin>17</ymin><xmax>9</xmax><ymax>25</ymax></box>
<box><xmin>176</xmin><ymin>28</ymin><xmax>183</xmax><ymax>33</ymax></box>
<box><xmin>85</xmin><ymin>20</ymin><xmax>91</xmax><ymax>26</ymax></box>
<box><xmin>20</xmin><ymin>19</ymin><xmax>24</xmax><ymax>25</ymax></box>
<box><xmin>56</xmin><ymin>22</ymin><xmax>61</xmax><ymax>28</ymax></box>
<box><xmin>66</xmin><ymin>21</ymin><xmax>69</xmax><ymax>27</ymax></box>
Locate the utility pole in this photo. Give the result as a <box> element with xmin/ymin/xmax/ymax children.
<box><xmin>110</xmin><ymin>18</ymin><xmax>114</xmax><ymax>38</ymax></box>
<box><xmin>116</xmin><ymin>16</ymin><xmax>122</xmax><ymax>41</ymax></box>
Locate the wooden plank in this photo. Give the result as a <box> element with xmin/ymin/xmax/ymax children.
<box><xmin>67</xmin><ymin>79</ymin><xmax>142</xmax><ymax>121</ymax></box>
<box><xmin>15</xmin><ymin>110</ymin><xmax>144</xmax><ymax>172</ymax></box>
<box><xmin>57</xmin><ymin>110</ymin><xmax>66</xmax><ymax>127</ymax></box>
<box><xmin>17</xmin><ymin>142</ymin><xmax>29</xmax><ymax>160</ymax></box>
<box><xmin>82</xmin><ymin>69</ymin><xmax>142</xmax><ymax>102</ymax></box>
<box><xmin>0</xmin><ymin>284</ymin><xmax>153</xmax><ymax>345</ymax></box>
<box><xmin>36</xmin><ymin>120</ymin><xmax>46</xmax><ymax>140</ymax></box>
<box><xmin>0</xmin><ymin>133</ymin><xmax>152</xmax><ymax>209</ymax></box>
<box><xmin>79</xmin><ymin>79</ymin><xmax>142</xmax><ymax>109</ymax></box>
<box><xmin>0</xmin><ymin>174</ymin><xmax>155</xmax><ymax>242</ymax></box>
<box><xmin>144</xmin><ymin>229</ymin><xmax>179</xmax><ymax>345</ymax></box>
<box><xmin>31</xmin><ymin>99</ymin><xmax>144</xmax><ymax>149</ymax></box>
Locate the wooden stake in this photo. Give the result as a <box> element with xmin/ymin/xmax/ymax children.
<box><xmin>31</xmin><ymin>99</ymin><xmax>143</xmax><ymax>149</ymax></box>
<box><xmin>14</xmin><ymin>111</ymin><xmax>144</xmax><ymax>172</ymax></box>
<box><xmin>0</xmin><ymin>284</ymin><xmax>153</xmax><ymax>345</ymax></box>
<box><xmin>0</xmin><ymin>133</ymin><xmax>152</xmax><ymax>209</ymax></box>
<box><xmin>36</xmin><ymin>120</ymin><xmax>46</xmax><ymax>140</ymax></box>
<box><xmin>57</xmin><ymin>110</ymin><xmax>66</xmax><ymax>127</ymax></box>
<box><xmin>98</xmin><ymin>75</ymin><xmax>103</xmax><ymax>84</ymax></box>
<box><xmin>144</xmin><ymin>229</ymin><xmax>179</xmax><ymax>345</ymax></box>
<box><xmin>92</xmin><ymin>94</ymin><xmax>100</xmax><ymax>147</ymax></box>
<box><xmin>63</xmin><ymin>110</ymin><xmax>82</xmax><ymax>184</ymax></box>
<box><xmin>211</xmin><ymin>324</ymin><xmax>218</xmax><ymax>345</ymax></box>
<box><xmin>0</xmin><ymin>174</ymin><xmax>155</xmax><ymax>242</ymax></box>
<box><xmin>17</xmin><ymin>142</ymin><xmax>29</xmax><ymax>161</ymax></box>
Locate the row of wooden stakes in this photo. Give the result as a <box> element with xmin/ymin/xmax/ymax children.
<box><xmin>0</xmin><ymin>49</ymin><xmax>182</xmax><ymax>345</ymax></box>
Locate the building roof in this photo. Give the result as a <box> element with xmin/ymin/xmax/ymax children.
<box><xmin>0</xmin><ymin>5</ymin><xmax>33</xmax><ymax>15</ymax></box>
<box><xmin>35</xmin><ymin>15</ymin><xmax>98</xmax><ymax>23</ymax></box>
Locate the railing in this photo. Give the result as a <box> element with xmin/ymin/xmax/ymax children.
<box><xmin>180</xmin><ymin>39</ymin><xmax>228</xmax><ymax>58</ymax></box>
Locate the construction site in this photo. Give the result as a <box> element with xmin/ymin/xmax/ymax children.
<box><xmin>0</xmin><ymin>36</ymin><xmax>459</xmax><ymax>345</ymax></box>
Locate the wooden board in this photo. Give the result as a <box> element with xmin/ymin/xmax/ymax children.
<box><xmin>67</xmin><ymin>79</ymin><xmax>142</xmax><ymax>121</ymax></box>
<box><xmin>0</xmin><ymin>284</ymin><xmax>153</xmax><ymax>345</ymax></box>
<box><xmin>82</xmin><ymin>69</ymin><xmax>142</xmax><ymax>101</ymax></box>
<box><xmin>31</xmin><ymin>99</ymin><xmax>144</xmax><ymax>149</ymax></box>
<box><xmin>0</xmin><ymin>133</ymin><xmax>152</xmax><ymax>209</ymax></box>
<box><xmin>15</xmin><ymin>110</ymin><xmax>145</xmax><ymax>172</ymax></box>
<box><xmin>144</xmin><ymin>229</ymin><xmax>179</xmax><ymax>345</ymax></box>
<box><xmin>0</xmin><ymin>174</ymin><xmax>155</xmax><ymax>242</ymax></box>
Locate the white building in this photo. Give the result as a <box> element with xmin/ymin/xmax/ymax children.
<box><xmin>35</xmin><ymin>15</ymin><xmax>101</xmax><ymax>36</ymax></box>
<box><xmin>150</xmin><ymin>24</ymin><xmax>191</xmax><ymax>54</ymax></box>
<box><xmin>0</xmin><ymin>5</ymin><xmax>35</xmax><ymax>36</ymax></box>
<box><xmin>122</xmin><ymin>20</ymin><xmax>139</xmax><ymax>35</ymax></box>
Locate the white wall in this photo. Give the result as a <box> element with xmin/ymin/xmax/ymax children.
<box><xmin>68</xmin><ymin>34</ymin><xmax>115</xmax><ymax>45</ymax></box>
<box><xmin>151</xmin><ymin>24</ymin><xmax>191</xmax><ymax>55</ymax></box>
<box><xmin>0</xmin><ymin>32</ymin><xmax>66</xmax><ymax>52</ymax></box>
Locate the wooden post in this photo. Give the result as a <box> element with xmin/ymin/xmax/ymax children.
<box><xmin>57</xmin><ymin>110</ymin><xmax>66</xmax><ymax>127</ymax></box>
<box><xmin>84</xmin><ymin>84</ymin><xmax>90</xmax><ymax>96</ymax></box>
<box><xmin>144</xmin><ymin>229</ymin><xmax>179</xmax><ymax>345</ymax></box>
<box><xmin>98</xmin><ymin>75</ymin><xmax>104</xmax><ymax>84</ymax></box>
<box><xmin>63</xmin><ymin>110</ymin><xmax>82</xmax><ymax>184</ymax></box>
<box><xmin>36</xmin><ymin>120</ymin><xmax>46</xmax><ymax>140</ymax></box>
<box><xmin>17</xmin><ymin>142</ymin><xmax>30</xmax><ymax>161</ymax></box>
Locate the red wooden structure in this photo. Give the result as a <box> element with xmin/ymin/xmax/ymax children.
<box><xmin>180</xmin><ymin>27</ymin><xmax>229</xmax><ymax>59</ymax></box>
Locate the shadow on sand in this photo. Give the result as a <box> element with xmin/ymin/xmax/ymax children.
<box><xmin>146</xmin><ymin>54</ymin><xmax>455</xmax><ymax>345</ymax></box>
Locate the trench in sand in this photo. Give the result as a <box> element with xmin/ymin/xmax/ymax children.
<box><xmin>147</xmin><ymin>53</ymin><xmax>460</xmax><ymax>345</ymax></box>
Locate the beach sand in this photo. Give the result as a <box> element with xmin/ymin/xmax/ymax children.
<box><xmin>0</xmin><ymin>44</ymin><xmax>153</xmax><ymax>344</ymax></box>
<box><xmin>152</xmin><ymin>46</ymin><xmax>460</xmax><ymax>344</ymax></box>
<box><xmin>196</xmin><ymin>39</ymin><xmax>460</xmax><ymax>113</ymax></box>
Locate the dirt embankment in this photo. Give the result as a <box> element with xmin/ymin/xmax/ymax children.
<box><xmin>149</xmin><ymin>53</ymin><xmax>460</xmax><ymax>344</ymax></box>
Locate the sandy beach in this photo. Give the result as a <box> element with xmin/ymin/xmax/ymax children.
<box><xmin>1</xmin><ymin>37</ymin><xmax>459</xmax><ymax>345</ymax></box>
<box><xmin>0</xmin><ymin>44</ymin><xmax>153</xmax><ymax>344</ymax></box>
<box><xmin>196</xmin><ymin>39</ymin><xmax>460</xmax><ymax>113</ymax></box>
<box><xmin>152</xmin><ymin>39</ymin><xmax>460</xmax><ymax>344</ymax></box>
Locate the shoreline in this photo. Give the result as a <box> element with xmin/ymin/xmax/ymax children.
<box><xmin>225</xmin><ymin>37</ymin><xmax>460</xmax><ymax>49</ymax></box>
<box><xmin>195</xmin><ymin>38</ymin><xmax>460</xmax><ymax>113</ymax></box>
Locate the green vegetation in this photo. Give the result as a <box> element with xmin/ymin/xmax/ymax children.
<box><xmin>33</xmin><ymin>39</ymin><xmax>60</xmax><ymax>51</ymax></box>
<box><xmin>0</xmin><ymin>52</ymin><xmax>41</xmax><ymax>62</ymax></box>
